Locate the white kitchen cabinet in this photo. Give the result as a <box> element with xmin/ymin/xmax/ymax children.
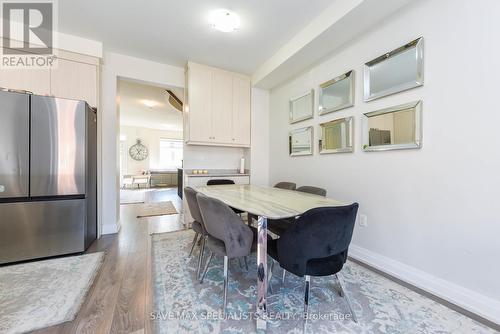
<box><xmin>50</xmin><ymin>58</ymin><xmax>98</xmax><ymax>108</ymax></box>
<box><xmin>231</xmin><ymin>74</ymin><xmax>251</xmax><ymax>146</ymax></box>
<box><xmin>187</xmin><ymin>63</ymin><xmax>213</xmax><ymax>143</ymax></box>
<box><xmin>0</xmin><ymin>42</ymin><xmax>100</xmax><ymax>108</ymax></box>
<box><xmin>0</xmin><ymin>67</ymin><xmax>50</xmax><ymax>95</ymax></box>
<box><xmin>184</xmin><ymin>62</ymin><xmax>251</xmax><ymax>147</ymax></box>
<box><xmin>211</xmin><ymin>70</ymin><xmax>234</xmax><ymax>144</ymax></box>
<box><xmin>0</xmin><ymin>48</ymin><xmax>51</xmax><ymax>95</ymax></box>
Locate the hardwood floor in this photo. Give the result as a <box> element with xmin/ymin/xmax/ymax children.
<box><xmin>32</xmin><ymin>187</ymin><xmax>184</xmax><ymax>334</ymax></box>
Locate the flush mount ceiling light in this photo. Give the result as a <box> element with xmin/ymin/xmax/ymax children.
<box><xmin>209</xmin><ymin>9</ymin><xmax>240</xmax><ymax>32</ymax></box>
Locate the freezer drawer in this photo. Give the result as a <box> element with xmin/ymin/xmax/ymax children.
<box><xmin>0</xmin><ymin>91</ymin><xmax>29</xmax><ymax>199</ymax></box>
<box><xmin>30</xmin><ymin>95</ymin><xmax>86</xmax><ymax>197</ymax></box>
<box><xmin>0</xmin><ymin>199</ymin><xmax>86</xmax><ymax>264</ymax></box>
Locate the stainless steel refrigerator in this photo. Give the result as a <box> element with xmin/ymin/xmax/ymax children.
<box><xmin>0</xmin><ymin>90</ymin><xmax>97</xmax><ymax>264</ymax></box>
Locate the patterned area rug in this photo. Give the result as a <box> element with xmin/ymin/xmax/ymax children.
<box><xmin>136</xmin><ymin>201</ymin><xmax>178</xmax><ymax>218</ymax></box>
<box><xmin>0</xmin><ymin>252</ymin><xmax>104</xmax><ymax>334</ymax></box>
<box><xmin>151</xmin><ymin>230</ymin><xmax>494</xmax><ymax>334</ymax></box>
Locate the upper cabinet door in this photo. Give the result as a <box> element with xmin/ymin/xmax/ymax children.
<box><xmin>188</xmin><ymin>64</ymin><xmax>213</xmax><ymax>143</ymax></box>
<box><xmin>50</xmin><ymin>59</ymin><xmax>98</xmax><ymax>107</ymax></box>
<box><xmin>232</xmin><ymin>75</ymin><xmax>251</xmax><ymax>146</ymax></box>
<box><xmin>185</xmin><ymin>62</ymin><xmax>251</xmax><ymax>147</ymax></box>
<box><xmin>0</xmin><ymin>60</ymin><xmax>50</xmax><ymax>95</ymax></box>
<box><xmin>211</xmin><ymin>70</ymin><xmax>233</xmax><ymax>144</ymax></box>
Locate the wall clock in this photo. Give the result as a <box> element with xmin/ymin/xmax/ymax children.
<box><xmin>129</xmin><ymin>139</ymin><xmax>149</xmax><ymax>161</ymax></box>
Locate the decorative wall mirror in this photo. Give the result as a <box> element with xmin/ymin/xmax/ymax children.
<box><xmin>364</xmin><ymin>37</ymin><xmax>423</xmax><ymax>101</ymax></box>
<box><xmin>319</xmin><ymin>117</ymin><xmax>353</xmax><ymax>154</ymax></box>
<box><xmin>289</xmin><ymin>126</ymin><xmax>313</xmax><ymax>156</ymax></box>
<box><xmin>319</xmin><ymin>71</ymin><xmax>354</xmax><ymax>115</ymax></box>
<box><xmin>289</xmin><ymin>90</ymin><xmax>314</xmax><ymax>124</ymax></box>
<box><xmin>362</xmin><ymin>100</ymin><xmax>422</xmax><ymax>151</ymax></box>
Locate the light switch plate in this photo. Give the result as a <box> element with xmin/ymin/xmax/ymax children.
<box><xmin>359</xmin><ymin>214</ymin><xmax>368</xmax><ymax>227</ymax></box>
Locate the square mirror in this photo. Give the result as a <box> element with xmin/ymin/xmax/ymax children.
<box><xmin>364</xmin><ymin>37</ymin><xmax>423</xmax><ymax>101</ymax></box>
<box><xmin>289</xmin><ymin>90</ymin><xmax>314</xmax><ymax>124</ymax></box>
<box><xmin>289</xmin><ymin>126</ymin><xmax>313</xmax><ymax>156</ymax></box>
<box><xmin>319</xmin><ymin>117</ymin><xmax>353</xmax><ymax>154</ymax></box>
<box><xmin>319</xmin><ymin>71</ymin><xmax>354</xmax><ymax>115</ymax></box>
<box><xmin>363</xmin><ymin>101</ymin><xmax>422</xmax><ymax>151</ymax></box>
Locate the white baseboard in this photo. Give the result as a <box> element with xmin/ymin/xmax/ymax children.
<box><xmin>101</xmin><ymin>219</ymin><xmax>121</xmax><ymax>235</ymax></box>
<box><xmin>349</xmin><ymin>244</ymin><xmax>500</xmax><ymax>325</ymax></box>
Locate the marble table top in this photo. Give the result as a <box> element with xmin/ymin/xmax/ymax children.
<box><xmin>194</xmin><ymin>184</ymin><xmax>347</xmax><ymax>219</ymax></box>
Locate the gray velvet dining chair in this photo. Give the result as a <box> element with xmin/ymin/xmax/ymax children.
<box><xmin>274</xmin><ymin>181</ymin><xmax>297</xmax><ymax>190</ymax></box>
<box><xmin>184</xmin><ymin>187</ymin><xmax>208</xmax><ymax>279</ymax></box>
<box><xmin>296</xmin><ymin>185</ymin><xmax>327</xmax><ymax>197</ymax></box>
<box><xmin>196</xmin><ymin>193</ymin><xmax>256</xmax><ymax>314</ymax></box>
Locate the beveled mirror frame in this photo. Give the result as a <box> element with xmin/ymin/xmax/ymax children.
<box><xmin>362</xmin><ymin>100</ymin><xmax>422</xmax><ymax>152</ymax></box>
<box><xmin>364</xmin><ymin>37</ymin><xmax>424</xmax><ymax>102</ymax></box>
<box><xmin>319</xmin><ymin>116</ymin><xmax>354</xmax><ymax>154</ymax></box>
<box><xmin>289</xmin><ymin>126</ymin><xmax>314</xmax><ymax>156</ymax></box>
<box><xmin>289</xmin><ymin>90</ymin><xmax>314</xmax><ymax>124</ymax></box>
<box><xmin>318</xmin><ymin>70</ymin><xmax>354</xmax><ymax>115</ymax></box>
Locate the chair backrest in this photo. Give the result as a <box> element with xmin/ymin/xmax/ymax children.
<box><xmin>207</xmin><ymin>179</ymin><xmax>235</xmax><ymax>186</ymax></box>
<box><xmin>196</xmin><ymin>193</ymin><xmax>253</xmax><ymax>258</ymax></box>
<box><xmin>274</xmin><ymin>182</ymin><xmax>296</xmax><ymax>190</ymax></box>
<box><xmin>277</xmin><ymin>204</ymin><xmax>359</xmax><ymax>277</ymax></box>
<box><xmin>184</xmin><ymin>187</ymin><xmax>204</xmax><ymax>224</ymax></box>
<box><xmin>296</xmin><ymin>186</ymin><xmax>327</xmax><ymax>197</ymax></box>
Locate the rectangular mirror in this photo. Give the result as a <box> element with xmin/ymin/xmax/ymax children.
<box><xmin>319</xmin><ymin>71</ymin><xmax>354</xmax><ymax>115</ymax></box>
<box><xmin>289</xmin><ymin>126</ymin><xmax>313</xmax><ymax>156</ymax></box>
<box><xmin>319</xmin><ymin>117</ymin><xmax>353</xmax><ymax>154</ymax></box>
<box><xmin>363</xmin><ymin>101</ymin><xmax>422</xmax><ymax>151</ymax></box>
<box><xmin>289</xmin><ymin>90</ymin><xmax>314</xmax><ymax>124</ymax></box>
<box><xmin>364</xmin><ymin>37</ymin><xmax>423</xmax><ymax>101</ymax></box>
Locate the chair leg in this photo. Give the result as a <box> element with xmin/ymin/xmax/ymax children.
<box><xmin>196</xmin><ymin>236</ymin><xmax>206</xmax><ymax>279</ymax></box>
<box><xmin>304</xmin><ymin>275</ymin><xmax>311</xmax><ymax>319</ymax></box>
<box><xmin>333</xmin><ymin>274</ymin><xmax>344</xmax><ymax>297</ymax></box>
<box><xmin>188</xmin><ymin>233</ymin><xmax>199</xmax><ymax>258</ymax></box>
<box><xmin>238</xmin><ymin>258</ymin><xmax>243</xmax><ymax>269</ymax></box>
<box><xmin>336</xmin><ymin>273</ymin><xmax>358</xmax><ymax>323</ymax></box>
<box><xmin>282</xmin><ymin>269</ymin><xmax>286</xmax><ymax>284</ymax></box>
<box><xmin>243</xmin><ymin>256</ymin><xmax>249</xmax><ymax>271</ymax></box>
<box><xmin>199</xmin><ymin>251</ymin><xmax>214</xmax><ymax>284</ymax></box>
<box><xmin>267</xmin><ymin>258</ymin><xmax>275</xmax><ymax>293</ymax></box>
<box><xmin>223</xmin><ymin>255</ymin><xmax>229</xmax><ymax>315</ymax></box>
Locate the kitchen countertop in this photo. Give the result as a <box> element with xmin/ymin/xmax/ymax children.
<box><xmin>184</xmin><ymin>169</ymin><xmax>250</xmax><ymax>177</ymax></box>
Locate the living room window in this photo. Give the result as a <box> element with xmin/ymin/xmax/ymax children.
<box><xmin>159</xmin><ymin>138</ymin><xmax>183</xmax><ymax>169</ymax></box>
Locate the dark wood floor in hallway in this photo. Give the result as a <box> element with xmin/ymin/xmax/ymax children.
<box><xmin>32</xmin><ymin>187</ymin><xmax>184</xmax><ymax>334</ymax></box>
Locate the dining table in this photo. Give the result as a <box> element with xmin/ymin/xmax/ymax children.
<box><xmin>194</xmin><ymin>184</ymin><xmax>347</xmax><ymax>331</ymax></box>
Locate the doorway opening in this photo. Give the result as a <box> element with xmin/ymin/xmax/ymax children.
<box><xmin>117</xmin><ymin>78</ymin><xmax>184</xmax><ymax>205</ymax></box>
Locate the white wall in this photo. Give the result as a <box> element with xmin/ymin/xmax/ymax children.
<box><xmin>268</xmin><ymin>0</ymin><xmax>500</xmax><ymax>323</ymax></box>
<box><xmin>250</xmin><ymin>88</ymin><xmax>270</xmax><ymax>186</ymax></box>
<box><xmin>100</xmin><ymin>52</ymin><xmax>184</xmax><ymax>234</ymax></box>
<box><xmin>120</xmin><ymin>126</ymin><xmax>182</xmax><ymax>174</ymax></box>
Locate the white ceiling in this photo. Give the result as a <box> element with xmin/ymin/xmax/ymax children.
<box><xmin>118</xmin><ymin>79</ymin><xmax>184</xmax><ymax>132</ymax></box>
<box><xmin>58</xmin><ymin>0</ymin><xmax>333</xmax><ymax>74</ymax></box>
